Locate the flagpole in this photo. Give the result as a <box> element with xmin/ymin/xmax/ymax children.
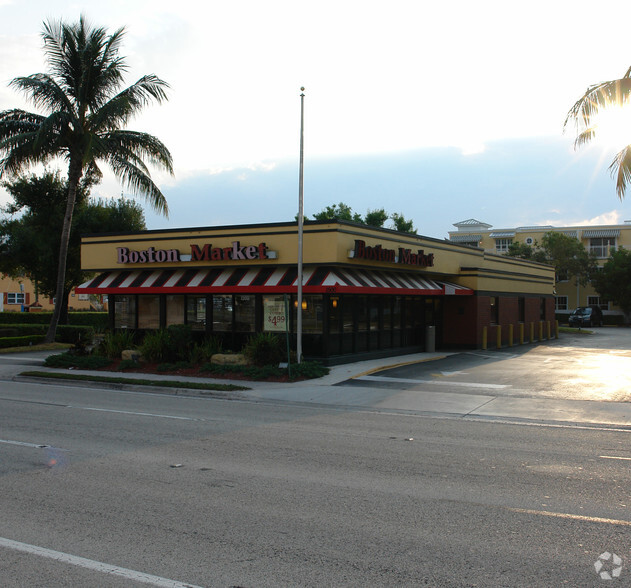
<box><xmin>297</xmin><ymin>87</ymin><xmax>305</xmax><ymax>364</ymax></box>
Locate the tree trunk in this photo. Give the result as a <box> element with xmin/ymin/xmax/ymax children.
<box><xmin>45</xmin><ymin>159</ymin><xmax>82</xmax><ymax>343</ymax></box>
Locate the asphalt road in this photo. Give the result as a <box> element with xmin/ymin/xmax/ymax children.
<box><xmin>1</xmin><ymin>373</ymin><xmax>631</xmax><ymax>586</ymax></box>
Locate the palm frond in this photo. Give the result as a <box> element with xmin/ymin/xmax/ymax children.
<box><xmin>564</xmin><ymin>69</ymin><xmax>631</xmax><ymax>133</ymax></box>
<box><xmin>89</xmin><ymin>75</ymin><xmax>170</xmax><ymax>131</ymax></box>
<box><xmin>609</xmin><ymin>144</ymin><xmax>631</xmax><ymax>200</ymax></box>
<box><xmin>9</xmin><ymin>74</ymin><xmax>74</xmax><ymax>116</ymax></box>
<box><xmin>100</xmin><ymin>129</ymin><xmax>174</xmax><ymax>174</ymax></box>
<box><xmin>107</xmin><ymin>155</ymin><xmax>169</xmax><ymax>217</ymax></box>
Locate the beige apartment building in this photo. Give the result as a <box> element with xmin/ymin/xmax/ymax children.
<box><xmin>0</xmin><ymin>273</ymin><xmax>100</xmax><ymax>313</ymax></box>
<box><xmin>448</xmin><ymin>219</ymin><xmax>631</xmax><ymax>320</ymax></box>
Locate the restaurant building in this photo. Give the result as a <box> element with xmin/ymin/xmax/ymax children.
<box><xmin>77</xmin><ymin>220</ymin><xmax>556</xmax><ymax>363</ymax></box>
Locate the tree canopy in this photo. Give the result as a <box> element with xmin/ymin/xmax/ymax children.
<box><xmin>310</xmin><ymin>202</ymin><xmax>417</xmax><ymax>234</ymax></box>
<box><xmin>591</xmin><ymin>247</ymin><xmax>631</xmax><ymax>314</ymax></box>
<box><xmin>0</xmin><ymin>16</ymin><xmax>173</xmax><ymax>341</ymax></box>
<box><xmin>506</xmin><ymin>232</ymin><xmax>597</xmax><ymax>285</ymax></box>
<box><xmin>0</xmin><ymin>171</ymin><xmax>145</xmax><ymax>321</ymax></box>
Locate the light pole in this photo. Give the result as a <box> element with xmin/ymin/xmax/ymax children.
<box><xmin>297</xmin><ymin>87</ymin><xmax>305</xmax><ymax>364</ymax></box>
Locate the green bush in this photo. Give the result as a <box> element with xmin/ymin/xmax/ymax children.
<box><xmin>190</xmin><ymin>336</ymin><xmax>223</xmax><ymax>364</ymax></box>
<box><xmin>290</xmin><ymin>361</ymin><xmax>329</xmax><ymax>379</ymax></box>
<box><xmin>139</xmin><ymin>329</ymin><xmax>172</xmax><ymax>363</ymax></box>
<box><xmin>44</xmin><ymin>352</ymin><xmax>112</xmax><ymax>369</ymax></box>
<box><xmin>0</xmin><ymin>334</ymin><xmax>46</xmax><ymax>348</ymax></box>
<box><xmin>199</xmin><ymin>360</ymin><xmax>328</xmax><ymax>381</ymax></box>
<box><xmin>100</xmin><ymin>330</ymin><xmax>136</xmax><ymax>359</ymax></box>
<box><xmin>139</xmin><ymin>325</ymin><xmax>194</xmax><ymax>363</ymax></box>
<box><xmin>156</xmin><ymin>361</ymin><xmax>193</xmax><ymax>372</ymax></box>
<box><xmin>243</xmin><ymin>332</ymin><xmax>286</xmax><ymax>366</ymax></box>
<box><xmin>166</xmin><ymin>324</ymin><xmax>194</xmax><ymax>361</ymax></box>
<box><xmin>56</xmin><ymin>325</ymin><xmax>95</xmax><ymax>345</ymax></box>
<box><xmin>0</xmin><ymin>311</ymin><xmax>108</xmax><ymax>328</ymax></box>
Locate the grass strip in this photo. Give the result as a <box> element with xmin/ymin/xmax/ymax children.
<box><xmin>559</xmin><ymin>327</ymin><xmax>593</xmax><ymax>335</ymax></box>
<box><xmin>20</xmin><ymin>371</ymin><xmax>250</xmax><ymax>392</ymax></box>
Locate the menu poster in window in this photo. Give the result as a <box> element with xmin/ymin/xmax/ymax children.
<box><xmin>263</xmin><ymin>299</ymin><xmax>287</xmax><ymax>332</ymax></box>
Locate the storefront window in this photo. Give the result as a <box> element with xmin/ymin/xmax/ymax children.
<box><xmin>235</xmin><ymin>295</ymin><xmax>255</xmax><ymax>332</ymax></box>
<box><xmin>166</xmin><ymin>295</ymin><xmax>185</xmax><ymax>326</ymax></box>
<box><xmin>114</xmin><ymin>295</ymin><xmax>136</xmax><ymax>329</ymax></box>
<box><xmin>138</xmin><ymin>295</ymin><xmax>160</xmax><ymax>329</ymax></box>
<box><xmin>303</xmin><ymin>295</ymin><xmax>323</xmax><ymax>333</ymax></box>
<box><xmin>329</xmin><ymin>297</ymin><xmax>341</xmax><ymax>334</ymax></box>
<box><xmin>213</xmin><ymin>295</ymin><xmax>232</xmax><ymax>331</ymax></box>
<box><xmin>187</xmin><ymin>296</ymin><xmax>207</xmax><ymax>331</ymax></box>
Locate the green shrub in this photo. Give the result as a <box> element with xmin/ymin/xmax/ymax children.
<box><xmin>139</xmin><ymin>329</ymin><xmax>171</xmax><ymax>363</ymax></box>
<box><xmin>199</xmin><ymin>360</ymin><xmax>328</xmax><ymax>381</ymax></box>
<box><xmin>56</xmin><ymin>325</ymin><xmax>95</xmax><ymax>345</ymax></box>
<box><xmin>139</xmin><ymin>325</ymin><xmax>194</xmax><ymax>363</ymax></box>
<box><xmin>243</xmin><ymin>332</ymin><xmax>286</xmax><ymax>366</ymax></box>
<box><xmin>189</xmin><ymin>336</ymin><xmax>223</xmax><ymax>364</ymax></box>
<box><xmin>101</xmin><ymin>330</ymin><xmax>136</xmax><ymax>359</ymax></box>
<box><xmin>0</xmin><ymin>311</ymin><xmax>108</xmax><ymax>328</ymax></box>
<box><xmin>289</xmin><ymin>361</ymin><xmax>329</xmax><ymax>380</ymax></box>
<box><xmin>117</xmin><ymin>359</ymin><xmax>141</xmax><ymax>371</ymax></box>
<box><xmin>44</xmin><ymin>352</ymin><xmax>112</xmax><ymax>369</ymax></box>
<box><xmin>156</xmin><ymin>361</ymin><xmax>193</xmax><ymax>372</ymax></box>
<box><xmin>166</xmin><ymin>324</ymin><xmax>194</xmax><ymax>361</ymax></box>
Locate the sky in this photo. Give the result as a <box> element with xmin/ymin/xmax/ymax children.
<box><xmin>1</xmin><ymin>0</ymin><xmax>631</xmax><ymax>239</ymax></box>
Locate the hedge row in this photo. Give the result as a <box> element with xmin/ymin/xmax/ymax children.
<box><xmin>0</xmin><ymin>312</ymin><xmax>108</xmax><ymax>329</ymax></box>
<box><xmin>0</xmin><ymin>324</ymin><xmax>94</xmax><ymax>346</ymax></box>
<box><xmin>0</xmin><ymin>335</ymin><xmax>46</xmax><ymax>349</ymax></box>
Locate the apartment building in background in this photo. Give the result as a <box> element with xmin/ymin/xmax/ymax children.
<box><xmin>0</xmin><ymin>273</ymin><xmax>102</xmax><ymax>313</ymax></box>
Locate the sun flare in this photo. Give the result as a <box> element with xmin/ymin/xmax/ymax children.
<box><xmin>592</xmin><ymin>105</ymin><xmax>631</xmax><ymax>151</ymax></box>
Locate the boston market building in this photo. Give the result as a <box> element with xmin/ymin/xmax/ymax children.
<box><xmin>77</xmin><ymin>220</ymin><xmax>555</xmax><ymax>364</ymax></box>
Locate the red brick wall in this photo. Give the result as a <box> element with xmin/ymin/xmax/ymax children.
<box><xmin>445</xmin><ymin>294</ymin><xmax>556</xmax><ymax>349</ymax></box>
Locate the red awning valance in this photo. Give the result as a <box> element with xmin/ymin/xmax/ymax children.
<box><xmin>77</xmin><ymin>266</ymin><xmax>473</xmax><ymax>296</ymax></box>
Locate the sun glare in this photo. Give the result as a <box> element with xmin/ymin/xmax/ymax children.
<box><xmin>592</xmin><ymin>105</ymin><xmax>631</xmax><ymax>151</ymax></box>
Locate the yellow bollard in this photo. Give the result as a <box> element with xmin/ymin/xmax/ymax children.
<box><xmin>496</xmin><ymin>325</ymin><xmax>502</xmax><ymax>349</ymax></box>
<box><xmin>508</xmin><ymin>324</ymin><xmax>513</xmax><ymax>347</ymax></box>
<box><xmin>546</xmin><ymin>321</ymin><xmax>551</xmax><ymax>340</ymax></box>
<box><xmin>482</xmin><ymin>326</ymin><xmax>487</xmax><ymax>350</ymax></box>
<box><xmin>519</xmin><ymin>323</ymin><xmax>524</xmax><ymax>345</ymax></box>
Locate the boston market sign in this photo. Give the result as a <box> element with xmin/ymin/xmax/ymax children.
<box><xmin>117</xmin><ymin>241</ymin><xmax>271</xmax><ymax>264</ymax></box>
<box><xmin>351</xmin><ymin>239</ymin><xmax>434</xmax><ymax>267</ymax></box>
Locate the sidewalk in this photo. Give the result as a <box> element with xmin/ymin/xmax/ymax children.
<box><xmin>9</xmin><ymin>349</ymin><xmax>631</xmax><ymax>429</ymax></box>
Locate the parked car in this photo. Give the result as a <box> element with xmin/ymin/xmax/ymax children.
<box><xmin>568</xmin><ymin>306</ymin><xmax>604</xmax><ymax>327</ymax></box>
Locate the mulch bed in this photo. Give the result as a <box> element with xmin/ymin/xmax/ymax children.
<box><xmin>98</xmin><ymin>359</ymin><xmax>296</xmax><ymax>382</ymax></box>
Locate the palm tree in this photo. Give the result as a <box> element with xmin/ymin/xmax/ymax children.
<box><xmin>564</xmin><ymin>66</ymin><xmax>631</xmax><ymax>199</ymax></box>
<box><xmin>0</xmin><ymin>16</ymin><xmax>173</xmax><ymax>342</ymax></box>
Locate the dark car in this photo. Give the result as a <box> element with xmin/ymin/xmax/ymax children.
<box><xmin>568</xmin><ymin>305</ymin><xmax>604</xmax><ymax>327</ymax></box>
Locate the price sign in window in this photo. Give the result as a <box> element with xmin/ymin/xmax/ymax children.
<box><xmin>263</xmin><ymin>296</ymin><xmax>287</xmax><ymax>332</ymax></box>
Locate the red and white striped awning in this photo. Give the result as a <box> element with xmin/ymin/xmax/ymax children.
<box><xmin>77</xmin><ymin>266</ymin><xmax>473</xmax><ymax>296</ymax></box>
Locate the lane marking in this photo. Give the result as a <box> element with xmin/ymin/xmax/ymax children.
<box><xmin>507</xmin><ymin>508</ymin><xmax>631</xmax><ymax>526</ymax></box>
<box><xmin>71</xmin><ymin>406</ymin><xmax>194</xmax><ymax>420</ymax></box>
<box><xmin>0</xmin><ymin>536</ymin><xmax>203</xmax><ymax>587</ymax></box>
<box><xmin>600</xmin><ymin>455</ymin><xmax>631</xmax><ymax>461</ymax></box>
<box><xmin>0</xmin><ymin>439</ymin><xmax>51</xmax><ymax>449</ymax></box>
<box><xmin>356</xmin><ymin>375</ymin><xmax>509</xmax><ymax>389</ymax></box>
